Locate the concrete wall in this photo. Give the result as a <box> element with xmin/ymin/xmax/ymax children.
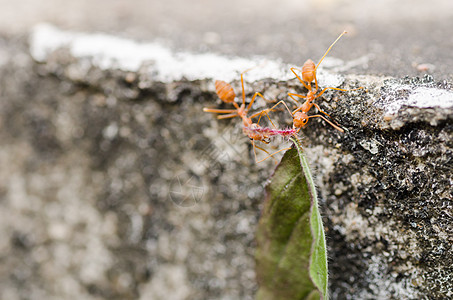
<box><xmin>1</xmin><ymin>2</ymin><xmax>452</xmax><ymax>298</ymax></box>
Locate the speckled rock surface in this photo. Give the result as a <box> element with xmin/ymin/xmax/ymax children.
<box><xmin>1</xmin><ymin>36</ymin><xmax>263</xmax><ymax>300</ymax></box>
<box><xmin>0</xmin><ymin>28</ymin><xmax>452</xmax><ymax>300</ymax></box>
<box><xmin>303</xmin><ymin>76</ymin><xmax>453</xmax><ymax>299</ymax></box>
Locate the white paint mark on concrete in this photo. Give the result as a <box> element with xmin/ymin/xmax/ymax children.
<box><xmin>379</xmin><ymin>83</ymin><xmax>453</xmax><ymax>114</ymax></box>
<box><xmin>322</xmin><ymin>54</ymin><xmax>372</xmax><ymax>73</ymax></box>
<box><xmin>407</xmin><ymin>87</ymin><xmax>453</xmax><ymax>110</ymax></box>
<box><xmin>29</xmin><ymin>23</ymin><xmax>343</xmax><ymax>87</ymax></box>
<box><xmin>29</xmin><ymin>23</ymin><xmax>289</xmax><ymax>82</ymax></box>
<box><xmin>317</xmin><ymin>68</ymin><xmax>344</xmax><ymax>88</ymax></box>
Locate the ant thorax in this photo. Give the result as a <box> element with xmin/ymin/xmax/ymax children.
<box><xmin>300</xmin><ymin>99</ymin><xmax>313</xmax><ymax>113</ymax></box>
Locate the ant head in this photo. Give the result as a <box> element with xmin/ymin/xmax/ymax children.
<box><xmin>293</xmin><ymin>111</ymin><xmax>308</xmax><ymax>129</ymax></box>
<box><xmin>302</xmin><ymin>59</ymin><xmax>316</xmax><ymax>83</ymax></box>
<box><xmin>249</xmin><ymin>135</ymin><xmax>268</xmax><ymax>143</ymax></box>
<box><xmin>215</xmin><ymin>80</ymin><xmax>236</xmax><ymax>103</ymax></box>
<box><xmin>247</xmin><ymin>130</ymin><xmax>264</xmax><ymax>142</ymax></box>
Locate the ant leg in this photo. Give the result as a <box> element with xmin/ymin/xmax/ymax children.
<box><xmin>328</xmin><ymin>86</ymin><xmax>364</xmax><ymax>92</ymax></box>
<box><xmin>288</xmin><ymin>92</ymin><xmax>307</xmax><ymax>100</ymax></box>
<box><xmin>250</xmin><ymin>100</ymin><xmax>293</xmax><ymax>119</ymax></box>
<box><xmin>203</xmin><ymin>108</ymin><xmax>237</xmax><ymax>113</ymax></box>
<box><xmin>314</xmin><ymin>74</ymin><xmax>319</xmax><ymax>92</ymax></box>
<box><xmin>270</xmin><ymin>100</ymin><xmax>293</xmax><ymax>118</ymax></box>
<box><xmin>306</xmin><ymin>114</ymin><xmax>344</xmax><ymax>133</ymax></box>
<box><xmin>312</xmin><ymin>102</ymin><xmax>342</xmax><ymax>127</ymax></box>
<box><xmin>252</xmin><ymin>141</ymin><xmax>277</xmax><ymax>163</ymax></box>
<box><xmin>240</xmin><ymin>70</ymin><xmax>248</xmax><ymax>107</ymax></box>
<box><xmin>288</xmin><ymin>92</ymin><xmax>306</xmax><ymax>107</ymax></box>
<box><xmin>312</xmin><ymin>103</ymin><xmax>333</xmax><ymax>119</ymax></box>
<box><xmin>240</xmin><ymin>63</ymin><xmax>269</xmax><ymax>107</ymax></box>
<box><xmin>256</xmin><ymin>110</ymin><xmax>273</xmax><ymax>127</ymax></box>
<box><xmin>246</xmin><ymin>92</ymin><xmax>275</xmax><ymax>112</ymax></box>
<box><xmin>290</xmin><ymin>67</ymin><xmax>312</xmax><ymax>91</ymax></box>
<box><xmin>217</xmin><ymin>113</ymin><xmax>240</xmax><ymax>120</ymax></box>
<box><xmin>245</xmin><ymin>109</ymin><xmax>270</xmax><ymax>127</ymax></box>
<box><xmin>316</xmin><ymin>86</ymin><xmax>364</xmax><ymax>99</ymax></box>
<box><xmin>250</xmin><ymin>100</ymin><xmax>294</xmax><ymax>128</ymax></box>
<box><xmin>252</xmin><ymin>92</ymin><xmax>277</xmax><ymax>104</ymax></box>
<box><xmin>249</xmin><ymin>107</ymin><xmax>277</xmax><ymax>128</ymax></box>
<box><xmin>203</xmin><ymin>107</ymin><xmax>240</xmax><ymax>120</ymax></box>
<box><xmin>203</xmin><ymin>108</ymin><xmax>239</xmax><ymax>120</ymax></box>
<box><xmin>254</xmin><ymin>144</ymin><xmax>292</xmax><ymax>163</ymax></box>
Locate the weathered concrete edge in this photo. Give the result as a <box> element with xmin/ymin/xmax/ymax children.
<box><xmin>30</xmin><ymin>23</ymin><xmax>453</xmax><ymax>126</ymax></box>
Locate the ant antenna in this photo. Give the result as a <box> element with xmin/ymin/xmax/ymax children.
<box><xmin>315</xmin><ymin>31</ymin><xmax>347</xmax><ymax>72</ymax></box>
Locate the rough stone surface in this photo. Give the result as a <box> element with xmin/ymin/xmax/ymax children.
<box><xmin>1</xmin><ymin>24</ymin><xmax>453</xmax><ymax>300</ymax></box>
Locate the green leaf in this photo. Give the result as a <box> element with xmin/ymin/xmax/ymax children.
<box><xmin>255</xmin><ymin>137</ymin><xmax>328</xmax><ymax>300</ymax></box>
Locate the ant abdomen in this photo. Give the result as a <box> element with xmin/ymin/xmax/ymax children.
<box><xmin>302</xmin><ymin>59</ymin><xmax>316</xmax><ymax>83</ymax></box>
<box><xmin>215</xmin><ymin>80</ymin><xmax>236</xmax><ymax>103</ymax></box>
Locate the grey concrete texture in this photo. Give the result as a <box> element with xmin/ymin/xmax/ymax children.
<box><xmin>0</xmin><ymin>1</ymin><xmax>452</xmax><ymax>299</ymax></box>
<box><xmin>2</xmin><ymin>0</ymin><xmax>453</xmax><ymax>80</ymax></box>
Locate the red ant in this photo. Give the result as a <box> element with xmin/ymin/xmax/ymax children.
<box><xmin>288</xmin><ymin>31</ymin><xmax>364</xmax><ymax>133</ymax></box>
<box><xmin>203</xmin><ymin>68</ymin><xmax>294</xmax><ymax>163</ymax></box>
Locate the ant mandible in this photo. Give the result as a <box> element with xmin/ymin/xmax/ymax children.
<box><xmin>288</xmin><ymin>31</ymin><xmax>364</xmax><ymax>133</ymax></box>
<box><xmin>203</xmin><ymin>68</ymin><xmax>294</xmax><ymax>163</ymax></box>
